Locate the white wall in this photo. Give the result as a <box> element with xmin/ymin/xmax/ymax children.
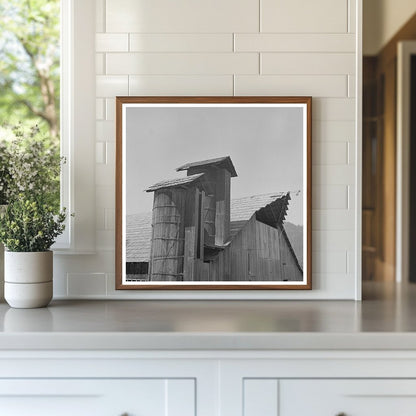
<box><xmin>364</xmin><ymin>0</ymin><xmax>416</xmax><ymax>55</ymax></box>
<box><xmin>54</xmin><ymin>0</ymin><xmax>360</xmax><ymax>300</ymax></box>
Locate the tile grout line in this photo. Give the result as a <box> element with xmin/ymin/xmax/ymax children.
<box><xmin>233</xmin><ymin>74</ymin><xmax>236</xmax><ymax>96</ymax></box>
<box><xmin>347</xmin><ymin>0</ymin><xmax>351</xmax><ymax>33</ymax></box>
<box><xmin>347</xmin><ymin>141</ymin><xmax>350</xmax><ymax>165</ymax></box>
<box><xmin>103</xmin><ymin>0</ymin><xmax>106</xmax><ymax>33</ymax></box>
<box><xmin>347</xmin><ymin>74</ymin><xmax>351</xmax><ymax>97</ymax></box>
<box><xmin>346</xmin><ymin>251</ymin><xmax>349</xmax><ymax>274</ymax></box>
<box><xmin>347</xmin><ymin>185</ymin><xmax>350</xmax><ymax>210</ymax></box>
<box><xmin>346</xmin><ymin>74</ymin><xmax>349</xmax><ymax>97</ymax></box>
<box><xmin>259</xmin><ymin>0</ymin><xmax>262</xmax><ymax>32</ymax></box>
<box><xmin>259</xmin><ymin>53</ymin><xmax>262</xmax><ymax>75</ymax></box>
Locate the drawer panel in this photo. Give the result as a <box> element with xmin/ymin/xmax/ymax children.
<box><xmin>280</xmin><ymin>380</ymin><xmax>416</xmax><ymax>416</ymax></box>
<box><xmin>0</xmin><ymin>379</ymin><xmax>195</xmax><ymax>416</ymax></box>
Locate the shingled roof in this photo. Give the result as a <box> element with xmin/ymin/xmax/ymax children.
<box><xmin>126</xmin><ymin>192</ymin><xmax>291</xmax><ymax>262</ymax></box>
<box><xmin>146</xmin><ymin>173</ymin><xmax>205</xmax><ymax>192</ymax></box>
<box><xmin>126</xmin><ymin>211</ymin><xmax>153</xmax><ymax>262</ymax></box>
<box><xmin>230</xmin><ymin>192</ymin><xmax>290</xmax><ymax>238</ymax></box>
<box><xmin>176</xmin><ymin>156</ymin><xmax>238</xmax><ymax>177</ymax></box>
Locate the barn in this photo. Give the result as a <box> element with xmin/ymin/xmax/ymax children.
<box><xmin>126</xmin><ymin>156</ymin><xmax>302</xmax><ymax>282</ymax></box>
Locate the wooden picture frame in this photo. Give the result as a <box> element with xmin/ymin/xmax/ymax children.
<box><xmin>116</xmin><ymin>97</ymin><xmax>312</xmax><ymax>290</ymax></box>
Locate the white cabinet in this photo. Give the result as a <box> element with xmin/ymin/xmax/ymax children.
<box><xmin>0</xmin><ymin>379</ymin><xmax>195</xmax><ymax>416</ymax></box>
<box><xmin>280</xmin><ymin>380</ymin><xmax>416</xmax><ymax>416</ymax></box>
<box><xmin>0</xmin><ymin>353</ymin><xmax>218</xmax><ymax>416</ymax></box>
<box><xmin>1</xmin><ymin>350</ymin><xmax>416</xmax><ymax>415</ymax></box>
<box><xmin>219</xmin><ymin>353</ymin><xmax>416</xmax><ymax>415</ymax></box>
<box><xmin>241</xmin><ymin>379</ymin><xmax>416</xmax><ymax>416</ymax></box>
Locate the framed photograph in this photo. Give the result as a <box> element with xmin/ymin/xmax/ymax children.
<box><xmin>116</xmin><ymin>97</ymin><xmax>311</xmax><ymax>290</ymax></box>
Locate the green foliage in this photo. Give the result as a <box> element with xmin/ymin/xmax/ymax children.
<box><xmin>0</xmin><ymin>124</ymin><xmax>61</xmax><ymax>211</ymax></box>
<box><xmin>0</xmin><ymin>196</ymin><xmax>66</xmax><ymax>252</ymax></box>
<box><xmin>0</xmin><ymin>141</ymin><xmax>12</xmax><ymax>205</ymax></box>
<box><xmin>0</xmin><ymin>0</ymin><xmax>60</xmax><ymax>139</ymax></box>
<box><xmin>0</xmin><ymin>1</ymin><xmax>64</xmax><ymax>252</ymax></box>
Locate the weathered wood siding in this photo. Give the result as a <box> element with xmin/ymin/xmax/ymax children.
<box><xmin>255</xmin><ymin>221</ymin><xmax>303</xmax><ymax>281</ymax></box>
<box><xmin>203</xmin><ymin>194</ymin><xmax>216</xmax><ymax>246</ymax></box>
<box><xmin>187</xmin><ymin>166</ymin><xmax>231</xmax><ymax>247</ymax></box>
<box><xmin>215</xmin><ymin>169</ymin><xmax>231</xmax><ymax>246</ymax></box>
<box><xmin>126</xmin><ymin>273</ymin><xmax>149</xmax><ymax>282</ymax></box>
<box><xmin>183</xmin><ymin>188</ymin><xmax>204</xmax><ymax>281</ymax></box>
<box><xmin>209</xmin><ymin>216</ymin><xmax>302</xmax><ymax>281</ymax></box>
<box><xmin>188</xmin><ymin>167</ymin><xmax>216</xmax><ymax>246</ymax></box>
<box><xmin>149</xmin><ymin>189</ymin><xmax>186</xmax><ymax>281</ymax></box>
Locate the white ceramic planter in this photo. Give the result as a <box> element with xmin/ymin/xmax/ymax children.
<box><xmin>0</xmin><ymin>243</ymin><xmax>4</xmax><ymax>302</ymax></box>
<box><xmin>0</xmin><ymin>205</ymin><xmax>7</xmax><ymax>302</ymax></box>
<box><xmin>4</xmin><ymin>251</ymin><xmax>53</xmax><ymax>308</ymax></box>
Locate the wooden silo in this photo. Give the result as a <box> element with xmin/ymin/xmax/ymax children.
<box><xmin>146</xmin><ymin>173</ymin><xmax>207</xmax><ymax>281</ymax></box>
<box><xmin>148</xmin><ymin>188</ymin><xmax>186</xmax><ymax>281</ymax></box>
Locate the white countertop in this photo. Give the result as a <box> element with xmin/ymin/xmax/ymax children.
<box><xmin>1</xmin><ymin>282</ymin><xmax>416</xmax><ymax>350</ymax></box>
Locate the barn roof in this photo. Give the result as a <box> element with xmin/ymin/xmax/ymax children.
<box><xmin>126</xmin><ymin>211</ymin><xmax>153</xmax><ymax>262</ymax></box>
<box><xmin>145</xmin><ymin>173</ymin><xmax>205</xmax><ymax>192</ymax></box>
<box><xmin>230</xmin><ymin>192</ymin><xmax>290</xmax><ymax>238</ymax></box>
<box><xmin>126</xmin><ymin>191</ymin><xmax>291</xmax><ymax>262</ymax></box>
<box><xmin>176</xmin><ymin>156</ymin><xmax>238</xmax><ymax>177</ymax></box>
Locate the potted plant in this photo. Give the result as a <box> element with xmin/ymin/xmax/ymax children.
<box><xmin>0</xmin><ymin>139</ymin><xmax>12</xmax><ymax>300</ymax></box>
<box><xmin>0</xmin><ymin>124</ymin><xmax>65</xmax><ymax>308</ymax></box>
<box><xmin>0</xmin><ymin>197</ymin><xmax>66</xmax><ymax>308</ymax></box>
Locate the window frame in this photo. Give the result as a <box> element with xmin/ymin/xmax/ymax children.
<box><xmin>53</xmin><ymin>0</ymin><xmax>96</xmax><ymax>253</ymax></box>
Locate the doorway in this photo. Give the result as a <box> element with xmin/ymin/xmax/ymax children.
<box><xmin>396</xmin><ymin>41</ymin><xmax>416</xmax><ymax>283</ymax></box>
<box><xmin>410</xmin><ymin>55</ymin><xmax>416</xmax><ymax>281</ymax></box>
<box><xmin>362</xmin><ymin>11</ymin><xmax>416</xmax><ymax>282</ymax></box>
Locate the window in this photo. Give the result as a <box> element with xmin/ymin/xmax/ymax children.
<box><xmin>0</xmin><ymin>0</ymin><xmax>96</xmax><ymax>252</ymax></box>
<box><xmin>56</xmin><ymin>0</ymin><xmax>95</xmax><ymax>251</ymax></box>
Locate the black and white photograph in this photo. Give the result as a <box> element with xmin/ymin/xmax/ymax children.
<box><xmin>116</xmin><ymin>97</ymin><xmax>311</xmax><ymax>290</ymax></box>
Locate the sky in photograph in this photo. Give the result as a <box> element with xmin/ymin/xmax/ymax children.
<box><xmin>125</xmin><ymin>105</ymin><xmax>304</xmax><ymax>225</ymax></box>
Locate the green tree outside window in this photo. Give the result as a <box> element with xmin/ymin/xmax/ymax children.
<box><xmin>0</xmin><ymin>0</ymin><xmax>61</xmax><ymax>209</ymax></box>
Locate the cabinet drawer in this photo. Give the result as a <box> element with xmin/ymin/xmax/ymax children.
<box><xmin>280</xmin><ymin>380</ymin><xmax>416</xmax><ymax>416</ymax></box>
<box><xmin>0</xmin><ymin>378</ymin><xmax>195</xmax><ymax>416</ymax></box>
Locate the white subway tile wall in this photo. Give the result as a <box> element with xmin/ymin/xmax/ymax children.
<box><xmin>129</xmin><ymin>34</ymin><xmax>234</xmax><ymax>52</ymax></box>
<box><xmin>105</xmin><ymin>98</ymin><xmax>116</xmax><ymax>121</ymax></box>
<box><xmin>67</xmin><ymin>273</ymin><xmax>107</xmax><ymax>296</ymax></box>
<box><xmin>96</xmin><ymin>98</ymin><xmax>105</xmax><ymax>120</ymax></box>
<box><xmin>128</xmin><ymin>75</ymin><xmax>234</xmax><ymax>96</ymax></box>
<box><xmin>96</xmin><ymin>142</ymin><xmax>106</xmax><ymax>164</ymax></box>
<box><xmin>234</xmin><ymin>34</ymin><xmax>356</xmax><ymax>53</ymax></box>
<box><xmin>348</xmin><ymin>75</ymin><xmax>357</xmax><ymax>98</ymax></box>
<box><xmin>313</xmin><ymin>185</ymin><xmax>350</xmax><ymax>210</ymax></box>
<box><xmin>106</xmin><ymin>53</ymin><xmax>260</xmax><ymax>75</ymax></box>
<box><xmin>96</xmin><ymin>33</ymin><xmax>129</xmax><ymax>52</ymax></box>
<box><xmin>261</xmin><ymin>0</ymin><xmax>348</xmax><ymax>33</ymax></box>
<box><xmin>105</xmin><ymin>0</ymin><xmax>259</xmax><ymax>33</ymax></box>
<box><xmin>96</xmin><ymin>75</ymin><xmax>128</xmax><ymax>97</ymax></box>
<box><xmin>95</xmin><ymin>53</ymin><xmax>105</xmax><ymax>75</ymax></box>
<box><xmin>235</xmin><ymin>75</ymin><xmax>348</xmax><ymax>97</ymax></box>
<box><xmin>261</xmin><ymin>53</ymin><xmax>355</xmax><ymax>75</ymax></box>
<box><xmin>313</xmin><ymin>142</ymin><xmax>349</xmax><ymax>165</ymax></box>
<box><xmin>313</xmin><ymin>165</ymin><xmax>355</xmax><ymax>185</ymax></box>
<box><xmin>313</xmin><ymin>98</ymin><xmax>355</xmax><ymax>121</ymax></box>
<box><xmin>61</xmin><ymin>0</ymin><xmax>358</xmax><ymax>299</ymax></box>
